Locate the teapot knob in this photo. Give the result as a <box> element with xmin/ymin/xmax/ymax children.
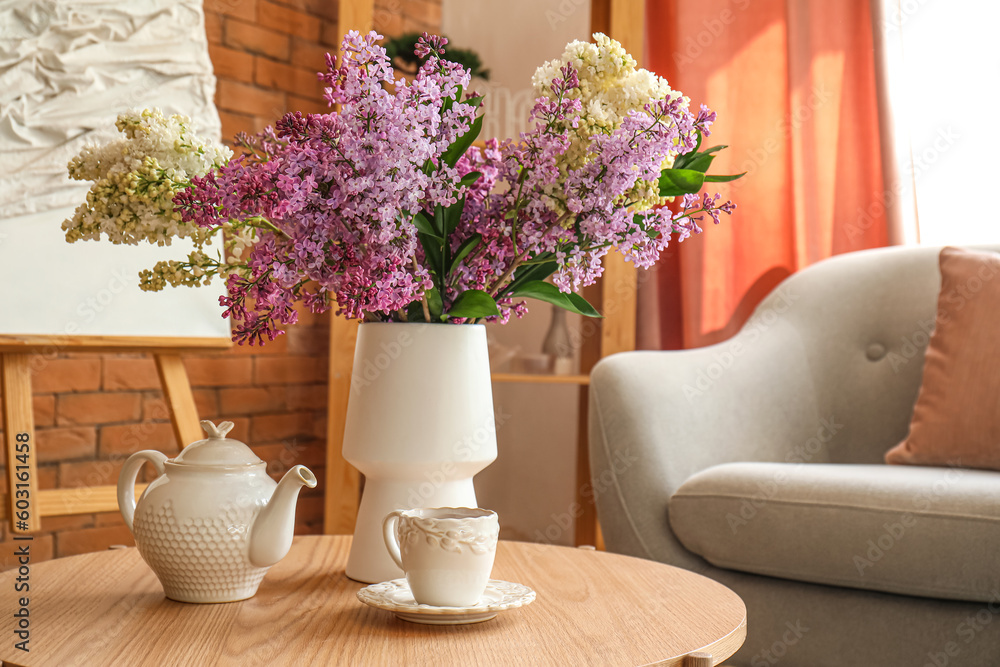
<box><xmin>200</xmin><ymin>420</ymin><xmax>235</xmax><ymax>439</ymax></box>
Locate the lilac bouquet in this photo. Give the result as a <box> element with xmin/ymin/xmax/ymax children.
<box><xmin>65</xmin><ymin>31</ymin><xmax>739</xmax><ymax>345</ymax></box>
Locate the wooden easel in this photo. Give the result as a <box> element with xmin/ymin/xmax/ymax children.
<box><xmin>1</xmin><ymin>335</ymin><xmax>229</xmax><ymax>532</ymax></box>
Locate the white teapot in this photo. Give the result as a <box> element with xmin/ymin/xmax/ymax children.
<box><xmin>117</xmin><ymin>420</ymin><xmax>317</xmax><ymax>603</ymax></box>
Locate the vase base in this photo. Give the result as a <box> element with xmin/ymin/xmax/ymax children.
<box><xmin>345</xmin><ymin>478</ymin><xmax>480</xmax><ymax>584</ymax></box>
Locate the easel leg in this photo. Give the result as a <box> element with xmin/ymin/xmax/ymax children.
<box><xmin>154</xmin><ymin>353</ymin><xmax>202</xmax><ymax>449</ymax></box>
<box><xmin>2</xmin><ymin>354</ymin><xmax>40</xmax><ymax>532</ymax></box>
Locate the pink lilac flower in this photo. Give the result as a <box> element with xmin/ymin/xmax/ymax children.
<box><xmin>174</xmin><ymin>30</ymin><xmax>736</xmax><ymax>343</ymax></box>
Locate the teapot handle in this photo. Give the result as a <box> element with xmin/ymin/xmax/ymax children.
<box><xmin>117</xmin><ymin>450</ymin><xmax>168</xmax><ymax>532</ymax></box>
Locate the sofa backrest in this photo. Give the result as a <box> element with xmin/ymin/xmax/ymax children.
<box><xmin>747</xmin><ymin>244</ymin><xmax>999</xmax><ymax>463</ymax></box>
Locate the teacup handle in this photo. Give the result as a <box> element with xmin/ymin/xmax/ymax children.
<box><xmin>382</xmin><ymin>510</ymin><xmax>406</xmax><ymax>571</ymax></box>
<box><xmin>117</xmin><ymin>450</ymin><xmax>168</xmax><ymax>532</ymax></box>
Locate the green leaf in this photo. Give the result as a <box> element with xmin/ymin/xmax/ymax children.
<box><xmin>449</xmin><ymin>233</ymin><xmax>482</xmax><ymax>272</ymax></box>
<box><xmin>444</xmin><ymin>195</ymin><xmax>466</xmax><ymax>235</ymax></box>
<box><xmin>700</xmin><ymin>144</ymin><xmax>728</xmax><ymax>156</ymax></box>
<box><xmin>502</xmin><ymin>257</ymin><xmax>558</xmax><ymax>298</ymax></box>
<box><xmin>681</xmin><ymin>152</ymin><xmax>715</xmax><ymax>174</ymax></box>
<box><xmin>508</xmin><ymin>280</ymin><xmax>602</xmax><ymax>317</ymax></box>
<box><xmin>705</xmin><ymin>172</ymin><xmax>747</xmax><ymax>183</ymax></box>
<box><xmin>459</xmin><ymin>171</ymin><xmax>483</xmax><ymax>188</ymax></box>
<box><xmin>441</xmin><ymin>114</ymin><xmax>484</xmax><ymax>168</ymax></box>
<box><xmin>673</xmin><ymin>131</ymin><xmax>702</xmax><ymax>169</ymax></box>
<box><xmin>433</xmin><ymin>205</ymin><xmax>446</xmax><ymax>237</ymax></box>
<box><xmin>406</xmin><ymin>300</ymin><xmax>425</xmax><ymax>322</ymax></box>
<box><xmin>425</xmin><ymin>286</ymin><xmax>443</xmax><ymax>320</ymax></box>
<box><xmin>465</xmin><ymin>95</ymin><xmax>485</xmax><ymax>107</ymax></box>
<box><xmin>419</xmin><ymin>232</ymin><xmax>442</xmax><ymax>278</ymax></box>
<box><xmin>658</xmin><ymin>168</ymin><xmax>706</xmax><ymax>197</ymax></box>
<box><xmin>445</xmin><ymin>289</ymin><xmax>499</xmax><ymax>319</ymax></box>
<box><xmin>566</xmin><ymin>292</ymin><xmax>603</xmax><ymax>318</ymax></box>
<box><xmin>412</xmin><ymin>211</ymin><xmax>439</xmax><ymax>238</ymax></box>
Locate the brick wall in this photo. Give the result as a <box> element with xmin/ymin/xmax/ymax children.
<box><xmin>0</xmin><ymin>0</ymin><xmax>442</xmax><ymax>569</ymax></box>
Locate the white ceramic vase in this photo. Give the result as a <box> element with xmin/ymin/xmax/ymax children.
<box><xmin>342</xmin><ymin>323</ymin><xmax>498</xmax><ymax>583</ymax></box>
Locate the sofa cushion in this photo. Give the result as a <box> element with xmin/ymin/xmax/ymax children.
<box><xmin>669</xmin><ymin>462</ymin><xmax>1000</xmax><ymax>603</ymax></box>
<box><xmin>885</xmin><ymin>246</ymin><xmax>1000</xmax><ymax>470</ymax></box>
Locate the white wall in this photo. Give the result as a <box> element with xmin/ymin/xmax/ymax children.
<box><xmin>442</xmin><ymin>0</ymin><xmax>592</xmax><ymax>545</ymax></box>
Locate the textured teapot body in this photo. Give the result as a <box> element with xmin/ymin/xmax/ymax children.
<box><xmin>130</xmin><ymin>463</ymin><xmax>276</xmax><ymax>603</ymax></box>
<box><xmin>118</xmin><ymin>421</ymin><xmax>316</xmax><ymax>604</ymax></box>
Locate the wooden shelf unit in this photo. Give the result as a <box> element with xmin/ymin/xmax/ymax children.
<box><xmin>490</xmin><ymin>372</ymin><xmax>590</xmax><ymax>385</ymax></box>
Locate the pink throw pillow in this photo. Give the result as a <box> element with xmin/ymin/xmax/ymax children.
<box><xmin>885</xmin><ymin>246</ymin><xmax>1000</xmax><ymax>469</ymax></box>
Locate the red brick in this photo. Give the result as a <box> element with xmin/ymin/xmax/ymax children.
<box><xmin>195</xmin><ymin>389</ymin><xmax>221</xmax><ymax>419</ymax></box>
<box><xmin>255</xmin><ymin>356</ymin><xmax>326</xmax><ymax>385</ymax></box>
<box><xmin>251</xmin><ymin>411</ymin><xmax>317</xmax><ymax>441</ymax></box>
<box><xmin>258</xmin><ymin>1</ymin><xmax>321</xmax><ymax>40</ymax></box>
<box><xmin>270</xmin><ymin>0</ymin><xmax>338</xmax><ymax>21</ymax></box>
<box><xmin>255</xmin><ymin>57</ymin><xmax>324</xmax><ymax>97</ymax></box>
<box><xmin>30</xmin><ymin>358</ymin><xmax>101</xmax><ymax>393</ymax></box>
<box><xmin>103</xmin><ymin>357</ymin><xmax>160</xmax><ymax>390</ymax></box>
<box><xmin>142</xmin><ymin>390</ymin><xmax>218</xmax><ymax>422</ymax></box>
<box><xmin>56</xmin><ymin>525</ymin><xmax>134</xmax><ymax>558</ymax></box>
<box><xmin>36</xmin><ymin>465</ymin><xmax>58</xmax><ymax>490</ymax></box>
<box><xmin>310</xmin><ymin>414</ymin><xmax>327</xmax><ymax>439</ymax></box>
<box><xmin>57</xmin><ymin>392</ymin><xmax>141</xmax><ymax>426</ymax></box>
<box><xmin>205</xmin><ymin>0</ymin><xmax>256</xmax><ymax>19</ymax></box>
<box><xmin>286</xmin><ymin>325</ymin><xmax>327</xmax><ymax>355</ymax></box>
<box><xmin>184</xmin><ymin>356</ymin><xmax>254</xmax><ymax>387</ymax></box>
<box><xmin>294</xmin><ymin>493</ymin><xmax>324</xmax><ymax>524</ymax></box>
<box><xmin>253</xmin><ymin>115</ymin><xmax>277</xmax><ymax>133</ymax></box>
<box><xmin>96</xmin><ymin>512</ymin><xmax>126</xmax><ymax>527</ymax></box>
<box><xmin>254</xmin><ymin>439</ymin><xmax>324</xmax><ymax>468</ymax></box>
<box><xmin>218</xmin><ymin>387</ymin><xmax>284</xmax><ymax>416</ymax></box>
<box><xmin>218</xmin><ymin>110</ymin><xmax>258</xmax><ymax>139</ymax></box>
<box><xmin>99</xmin><ymin>422</ymin><xmax>177</xmax><ymax>457</ymax></box>
<box><xmin>286</xmin><ymin>93</ymin><xmax>329</xmax><ymax>115</ymax></box>
<box><xmin>227</xmin><ymin>419</ymin><xmax>251</xmax><ymax>444</ymax></box>
<box><xmin>319</xmin><ymin>20</ymin><xmax>343</xmax><ymax>47</ymax></box>
<box><xmin>224</xmin><ymin>19</ymin><xmax>291</xmax><ymax>61</ymax></box>
<box><xmin>209</xmin><ymin>43</ymin><xmax>255</xmax><ymax>84</ymax></box>
<box><xmin>216</xmin><ymin>79</ymin><xmax>287</xmax><ymax>120</ymax></box>
<box><xmin>204</xmin><ymin>11</ymin><xmax>224</xmax><ymax>43</ymax></box>
<box><xmin>59</xmin><ymin>459</ymin><xmax>124</xmax><ymax>489</ymax></box>
<box><xmin>36</xmin><ymin>426</ymin><xmax>97</xmax><ymax>463</ymax></box>
<box><xmin>41</xmin><ymin>514</ymin><xmax>95</xmax><ymax>532</ymax></box>
<box><xmin>291</xmin><ymin>38</ymin><xmax>334</xmax><ymax>72</ymax></box>
<box><xmin>282</xmin><ymin>384</ymin><xmax>326</xmax><ymax>410</ymax></box>
<box><xmin>33</xmin><ymin>394</ymin><xmax>55</xmax><ymax>426</ymax></box>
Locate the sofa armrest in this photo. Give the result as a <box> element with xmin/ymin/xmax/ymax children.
<box><xmin>589</xmin><ymin>317</ymin><xmax>831</xmax><ymax>566</ymax></box>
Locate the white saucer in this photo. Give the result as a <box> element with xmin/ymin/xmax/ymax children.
<box><xmin>357</xmin><ymin>578</ymin><xmax>536</xmax><ymax>625</ymax></box>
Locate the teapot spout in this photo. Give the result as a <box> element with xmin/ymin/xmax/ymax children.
<box><xmin>248</xmin><ymin>465</ymin><xmax>317</xmax><ymax>568</ymax></box>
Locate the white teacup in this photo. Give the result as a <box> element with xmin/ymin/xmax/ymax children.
<box><xmin>382</xmin><ymin>507</ymin><xmax>499</xmax><ymax>607</ymax></box>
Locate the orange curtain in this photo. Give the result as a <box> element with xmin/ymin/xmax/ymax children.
<box><xmin>641</xmin><ymin>0</ymin><xmax>889</xmax><ymax>349</ymax></box>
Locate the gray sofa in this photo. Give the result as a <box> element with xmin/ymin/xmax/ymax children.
<box><xmin>589</xmin><ymin>245</ymin><xmax>1000</xmax><ymax>666</ymax></box>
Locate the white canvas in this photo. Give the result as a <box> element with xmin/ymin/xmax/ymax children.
<box><xmin>0</xmin><ymin>0</ymin><xmax>230</xmax><ymax>340</ymax></box>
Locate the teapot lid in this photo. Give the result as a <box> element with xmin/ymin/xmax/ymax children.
<box><xmin>170</xmin><ymin>420</ymin><xmax>263</xmax><ymax>467</ymax></box>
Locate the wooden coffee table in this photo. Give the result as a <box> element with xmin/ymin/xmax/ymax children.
<box><xmin>0</xmin><ymin>536</ymin><xmax>745</xmax><ymax>666</ymax></box>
